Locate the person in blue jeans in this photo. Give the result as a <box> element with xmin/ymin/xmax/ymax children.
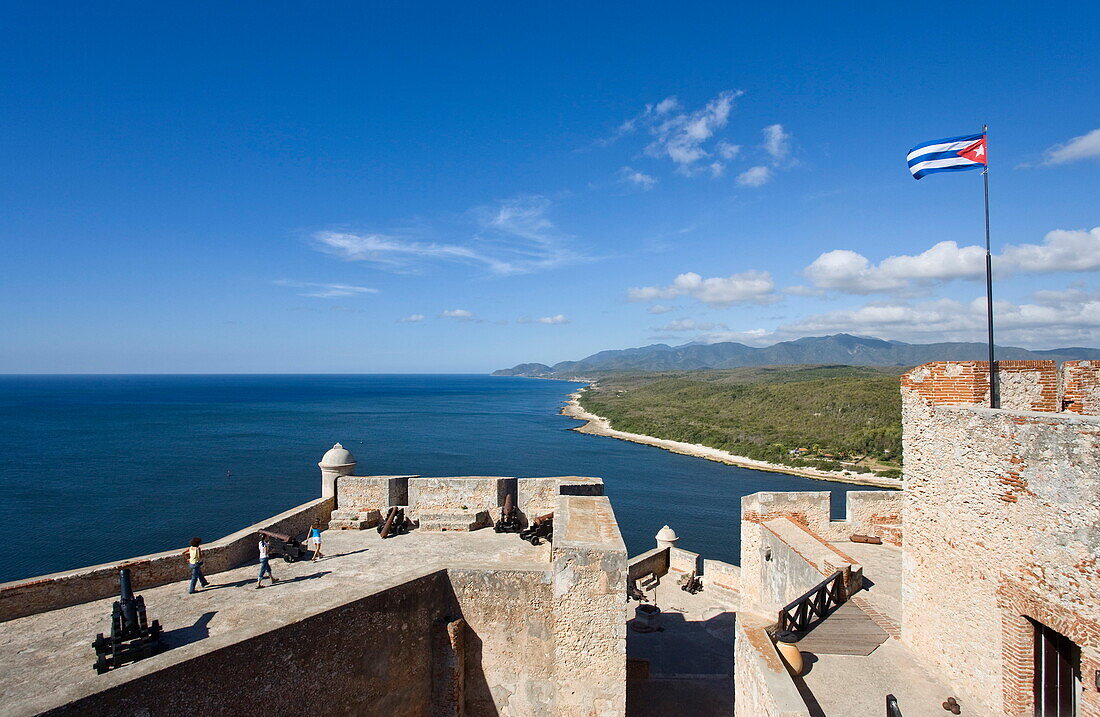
<box><xmin>255</xmin><ymin>533</ymin><xmax>279</xmax><ymax>589</ymax></box>
<box><xmin>182</xmin><ymin>537</ymin><xmax>210</xmax><ymax>594</ymax></box>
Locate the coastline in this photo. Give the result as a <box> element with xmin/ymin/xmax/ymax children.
<box><xmin>560</xmin><ymin>388</ymin><xmax>902</xmax><ymax>490</ymax></box>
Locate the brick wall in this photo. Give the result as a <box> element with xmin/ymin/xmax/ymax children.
<box><xmin>1062</xmin><ymin>360</ymin><xmax>1100</xmax><ymax>414</ymax></box>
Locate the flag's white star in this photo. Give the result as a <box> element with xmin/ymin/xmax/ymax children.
<box><xmin>974</xmin><ymin>144</ymin><xmax>985</xmax><ymax>157</ymax></box>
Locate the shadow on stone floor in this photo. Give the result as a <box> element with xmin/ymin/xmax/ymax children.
<box><xmin>161</xmin><ymin>611</ymin><xmax>216</xmax><ymax>649</ymax></box>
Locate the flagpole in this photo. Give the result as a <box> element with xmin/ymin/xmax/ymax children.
<box><xmin>982</xmin><ymin>124</ymin><xmax>999</xmax><ymax>408</ymax></box>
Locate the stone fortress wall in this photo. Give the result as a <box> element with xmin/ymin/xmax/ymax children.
<box><xmin>0</xmin><ymin>496</ymin><xmax>335</xmax><ymax>622</ymax></box>
<box><xmin>3</xmin><ymin>441</ymin><xmax>628</xmax><ymax>717</ymax></box>
<box><xmin>901</xmin><ymin>360</ymin><xmax>1100</xmax><ymax>716</ymax></box>
<box><xmin>732</xmin><ymin>359</ymin><xmax>1100</xmax><ymax>716</ymax></box>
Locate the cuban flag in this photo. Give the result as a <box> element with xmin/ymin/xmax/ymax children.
<box><xmin>907</xmin><ymin>132</ymin><xmax>987</xmax><ymax>179</ymax></box>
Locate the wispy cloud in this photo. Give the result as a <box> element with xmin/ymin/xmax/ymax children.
<box><xmin>440</xmin><ymin>309</ymin><xmax>476</xmax><ymax>320</ymax></box>
<box><xmin>628</xmin><ymin>270</ymin><xmax>778</xmax><ymax>308</ymax></box>
<box><xmin>736</xmin><ymin>166</ymin><xmax>771</xmax><ymax>187</ymax></box>
<box><xmin>646</xmin><ymin>304</ymin><xmax>678</xmax><ymax>314</ymax></box>
<box><xmin>274</xmin><ymin>280</ymin><xmax>379</xmax><ymax>298</ymax></box>
<box><xmin>1040</xmin><ymin>128</ymin><xmax>1100</xmax><ymax>165</ymax></box>
<box><xmin>655</xmin><ymin>318</ymin><xmax>727</xmax><ymax>332</ymax></box>
<box><xmin>763</xmin><ymin>124</ymin><xmax>791</xmax><ymax>162</ymax></box>
<box><xmin>644</xmin><ymin>91</ymin><xmax>742</xmax><ymax>174</ymax></box>
<box><xmin>469</xmin><ymin>195</ymin><xmax>588</xmax><ymax>274</ymax></box>
<box><xmin>518</xmin><ymin>314</ymin><xmax>570</xmax><ymax>325</ymax></box>
<box><xmin>398</xmin><ymin>313</ymin><xmax>425</xmax><ymax>323</ymax></box>
<box><xmin>618</xmin><ymin>166</ymin><xmax>658</xmax><ymax>190</ymax></box>
<box><xmin>603</xmin><ymin>91</ymin><xmax>744</xmax><ymax>177</ymax></box>
<box><xmin>310</xmin><ymin>196</ymin><xmax>586</xmax><ymax>277</ymax></box>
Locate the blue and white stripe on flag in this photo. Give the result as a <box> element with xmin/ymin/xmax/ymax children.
<box><xmin>907</xmin><ymin>132</ymin><xmax>987</xmax><ymax>180</ymax></box>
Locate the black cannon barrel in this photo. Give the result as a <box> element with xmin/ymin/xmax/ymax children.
<box><xmin>118</xmin><ymin>569</ymin><xmax>138</xmax><ymax>629</ymax></box>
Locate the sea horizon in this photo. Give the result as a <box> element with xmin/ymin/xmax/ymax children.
<box><xmin>0</xmin><ymin>373</ymin><xmax>877</xmax><ymax>584</ymax></box>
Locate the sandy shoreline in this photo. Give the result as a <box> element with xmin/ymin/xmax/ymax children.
<box><xmin>559</xmin><ymin>388</ymin><xmax>902</xmax><ymax>490</ymax></box>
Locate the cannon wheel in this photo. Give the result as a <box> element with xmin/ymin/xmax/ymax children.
<box><xmin>283</xmin><ymin>554</ymin><xmax>296</xmax><ymax>563</ymax></box>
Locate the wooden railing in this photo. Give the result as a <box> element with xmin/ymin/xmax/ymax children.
<box><xmin>777</xmin><ymin>569</ymin><xmax>846</xmax><ymax>633</ymax></box>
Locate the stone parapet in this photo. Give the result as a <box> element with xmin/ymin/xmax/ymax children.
<box><xmin>734</xmin><ymin>612</ymin><xmax>812</xmax><ymax>717</ymax></box>
<box><xmin>552</xmin><ymin>494</ymin><xmax>628</xmax><ymax>716</ymax></box>
<box><xmin>898</xmin><ymin>360</ymin><xmax>1100</xmax><ymax>414</ymax></box>
<box><xmin>668</xmin><ymin>546</ymin><xmax>700</xmax><ymax>575</ymax></box>
<box><xmin>702</xmin><ymin>559</ymin><xmax>740</xmax><ymax>599</ymax></box>
<box><xmin>0</xmin><ymin>496</ymin><xmax>334</xmax><ymax>623</ymax></box>
<box><xmin>408</xmin><ymin>476</ymin><xmax>514</xmax><ymax>522</ymax></box>
<box><xmin>335</xmin><ymin>474</ymin><xmax>414</xmax><ymax>513</ymax></box>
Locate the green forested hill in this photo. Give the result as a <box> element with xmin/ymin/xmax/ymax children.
<box><xmin>576</xmin><ymin>365</ymin><xmax>904</xmax><ymax>477</ymax></box>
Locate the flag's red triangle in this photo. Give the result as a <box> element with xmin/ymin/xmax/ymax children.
<box><xmin>958</xmin><ymin>136</ymin><xmax>987</xmax><ymax>164</ymax></box>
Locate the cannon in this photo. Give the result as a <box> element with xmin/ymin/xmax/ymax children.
<box><xmin>258</xmin><ymin>528</ymin><xmax>306</xmax><ymax>562</ymax></box>
<box><xmin>92</xmin><ymin>568</ymin><xmax>163</xmax><ymax>674</ymax></box>
<box><xmin>678</xmin><ymin>570</ymin><xmax>703</xmax><ymax>594</ymax></box>
<box><xmin>519</xmin><ymin>512</ymin><xmax>553</xmax><ymax>545</ymax></box>
<box><xmin>378</xmin><ymin>507</ymin><xmax>411</xmax><ymax>538</ymax></box>
<box><xmin>493</xmin><ymin>493</ymin><xmax>521</xmax><ymax>533</ymax></box>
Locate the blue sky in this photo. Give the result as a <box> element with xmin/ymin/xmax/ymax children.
<box><xmin>2</xmin><ymin>2</ymin><xmax>1098</xmax><ymax>372</ymax></box>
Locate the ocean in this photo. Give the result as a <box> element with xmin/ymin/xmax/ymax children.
<box><xmin>0</xmin><ymin>374</ymin><xmax>880</xmax><ymax>583</ymax></box>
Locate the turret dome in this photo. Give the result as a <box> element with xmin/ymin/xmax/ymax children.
<box><xmin>319</xmin><ymin>442</ymin><xmax>356</xmax><ymax>468</ymax></box>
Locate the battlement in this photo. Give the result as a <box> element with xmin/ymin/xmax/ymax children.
<box><xmin>900</xmin><ymin>359</ymin><xmax>1100</xmax><ymax>414</ymax></box>
<box><xmin>0</xmin><ymin>469</ymin><xmax>628</xmax><ymax>717</ymax></box>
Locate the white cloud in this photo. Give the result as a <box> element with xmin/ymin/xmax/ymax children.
<box><xmin>628</xmin><ymin>270</ymin><xmax>777</xmax><ymax>308</ymax></box>
<box><xmin>517</xmin><ymin>314</ymin><xmax>571</xmax><ymax>325</ymax></box>
<box><xmin>717</xmin><ymin>140</ymin><xmax>741</xmax><ymax>159</ymax></box>
<box><xmin>274</xmin><ymin>280</ymin><xmax>379</xmax><ymax>298</ymax></box>
<box><xmin>656</xmin><ymin>318</ymin><xmax>726</xmax><ymax>332</ymax></box>
<box><xmin>398</xmin><ymin>314</ymin><xmax>425</xmax><ymax>323</ymax></box>
<box><xmin>775</xmin><ymin>291</ymin><xmax>1100</xmax><ymax>347</ymax></box>
<box><xmin>708</xmin><ymin>162</ymin><xmax>726</xmax><ymax>178</ymax></box>
<box><xmin>1000</xmin><ymin>227</ymin><xmax>1100</xmax><ymax>273</ymax></box>
<box><xmin>803</xmin><ymin>228</ymin><xmax>1100</xmax><ymax>295</ymax></box>
<box><xmin>737</xmin><ymin>166</ymin><xmax>772</xmax><ymax>187</ymax></box>
<box><xmin>638</xmin><ymin>90</ymin><xmax>744</xmax><ymax>174</ymax></box>
<box><xmin>692</xmin><ymin>328</ymin><xmax>775</xmax><ymax>346</ymax></box>
<box><xmin>311</xmin><ymin>196</ymin><xmax>584</xmax><ymax>277</ymax></box>
<box><xmin>440</xmin><ymin>309</ymin><xmax>475</xmax><ymax>320</ymax></box>
<box><xmin>646</xmin><ymin>304</ymin><xmax>677</xmax><ymax>314</ymax></box>
<box><xmin>1042</xmin><ymin>128</ymin><xmax>1100</xmax><ymax>165</ymax></box>
<box><xmin>763</xmin><ymin>124</ymin><xmax>791</xmax><ymax>162</ymax></box>
<box><xmin>618</xmin><ymin>166</ymin><xmax>658</xmax><ymax>190</ymax></box>
<box><xmin>654</xmin><ymin>97</ymin><xmax>679</xmax><ymax>114</ymax></box>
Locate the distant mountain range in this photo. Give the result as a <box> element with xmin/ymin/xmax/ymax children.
<box><xmin>491</xmin><ymin>334</ymin><xmax>1100</xmax><ymax>377</ymax></box>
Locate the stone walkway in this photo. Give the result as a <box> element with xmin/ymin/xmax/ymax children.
<box><xmin>792</xmin><ymin>541</ymin><xmax>994</xmax><ymax>717</ymax></box>
<box><xmin>625</xmin><ymin>577</ymin><xmax>738</xmax><ymax>716</ymax></box>
<box><xmin>0</xmin><ymin>529</ymin><xmax>549</xmax><ymax>717</ymax></box>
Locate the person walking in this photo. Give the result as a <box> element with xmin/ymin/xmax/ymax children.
<box><xmin>183</xmin><ymin>537</ymin><xmax>210</xmax><ymax>594</ymax></box>
<box><xmin>308</xmin><ymin>521</ymin><xmax>324</xmax><ymax>561</ymax></box>
<box><xmin>255</xmin><ymin>533</ymin><xmax>278</xmax><ymax>589</ymax></box>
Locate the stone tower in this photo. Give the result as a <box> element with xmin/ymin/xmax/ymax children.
<box><xmin>318</xmin><ymin>442</ymin><xmax>357</xmax><ymax>499</ymax></box>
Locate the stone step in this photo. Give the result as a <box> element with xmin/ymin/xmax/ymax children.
<box><xmin>416</xmin><ymin>510</ymin><xmax>491</xmax><ymax>532</ymax></box>
<box><xmin>328</xmin><ymin>509</ymin><xmax>382</xmax><ymax>531</ymax></box>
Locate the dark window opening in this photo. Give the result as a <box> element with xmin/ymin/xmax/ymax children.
<box><xmin>1031</xmin><ymin>617</ymin><xmax>1081</xmax><ymax>716</ymax></box>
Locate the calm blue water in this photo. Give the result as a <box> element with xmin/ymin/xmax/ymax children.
<box><xmin>0</xmin><ymin>375</ymin><xmax>880</xmax><ymax>583</ymax></box>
